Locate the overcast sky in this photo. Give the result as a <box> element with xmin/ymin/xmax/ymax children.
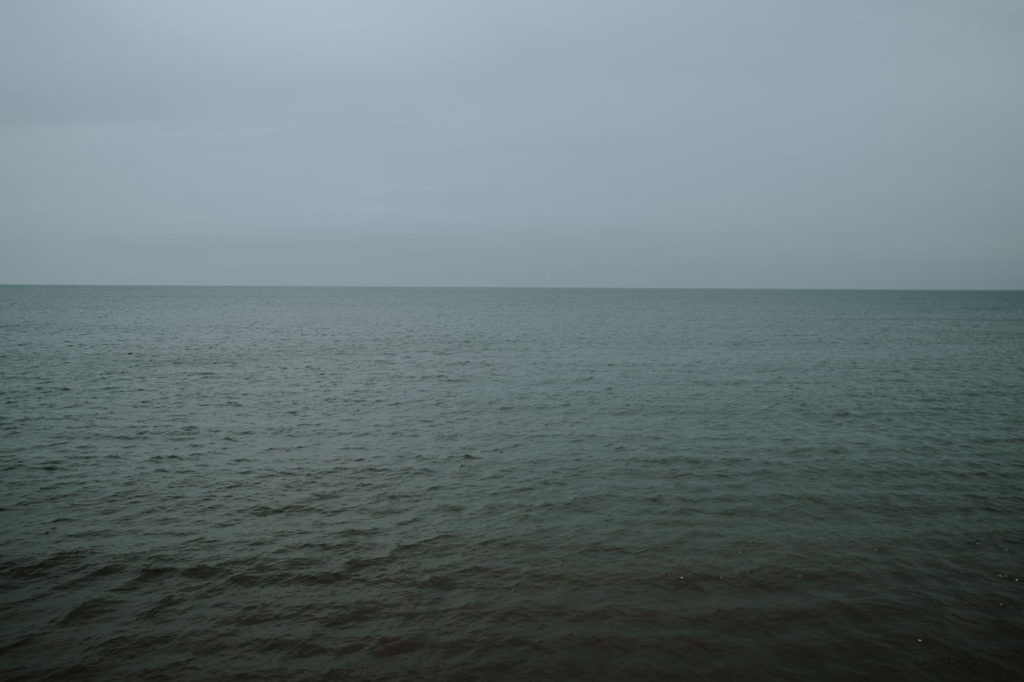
<box><xmin>1</xmin><ymin>1</ymin><xmax>1021</xmax><ymax>288</ymax></box>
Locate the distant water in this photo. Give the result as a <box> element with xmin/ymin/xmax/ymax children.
<box><xmin>2</xmin><ymin>286</ymin><xmax>1022</xmax><ymax>680</ymax></box>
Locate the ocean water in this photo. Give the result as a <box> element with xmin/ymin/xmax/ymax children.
<box><xmin>1</xmin><ymin>285</ymin><xmax>1022</xmax><ymax>680</ymax></box>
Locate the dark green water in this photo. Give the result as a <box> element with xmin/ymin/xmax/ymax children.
<box><xmin>2</xmin><ymin>286</ymin><xmax>1022</xmax><ymax>680</ymax></box>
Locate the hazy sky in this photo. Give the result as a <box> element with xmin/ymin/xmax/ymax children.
<box><xmin>1</xmin><ymin>1</ymin><xmax>1022</xmax><ymax>287</ymax></box>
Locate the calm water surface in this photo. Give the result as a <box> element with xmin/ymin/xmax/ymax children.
<box><xmin>1</xmin><ymin>286</ymin><xmax>1022</xmax><ymax>680</ymax></box>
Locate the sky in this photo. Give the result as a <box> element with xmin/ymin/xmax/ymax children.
<box><xmin>1</xmin><ymin>1</ymin><xmax>1022</xmax><ymax>288</ymax></box>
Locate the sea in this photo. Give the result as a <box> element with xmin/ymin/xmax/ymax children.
<box><xmin>1</xmin><ymin>285</ymin><xmax>1022</xmax><ymax>680</ymax></box>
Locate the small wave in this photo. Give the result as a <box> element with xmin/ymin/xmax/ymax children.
<box><xmin>369</xmin><ymin>636</ymin><xmax>425</xmax><ymax>658</ymax></box>
<box><xmin>58</xmin><ymin>597</ymin><xmax>122</xmax><ymax>626</ymax></box>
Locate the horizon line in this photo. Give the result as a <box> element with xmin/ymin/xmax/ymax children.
<box><xmin>1</xmin><ymin>283</ymin><xmax>1021</xmax><ymax>292</ymax></box>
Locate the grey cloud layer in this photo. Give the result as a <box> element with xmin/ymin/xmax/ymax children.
<box><xmin>2</xmin><ymin>1</ymin><xmax>1021</xmax><ymax>287</ymax></box>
